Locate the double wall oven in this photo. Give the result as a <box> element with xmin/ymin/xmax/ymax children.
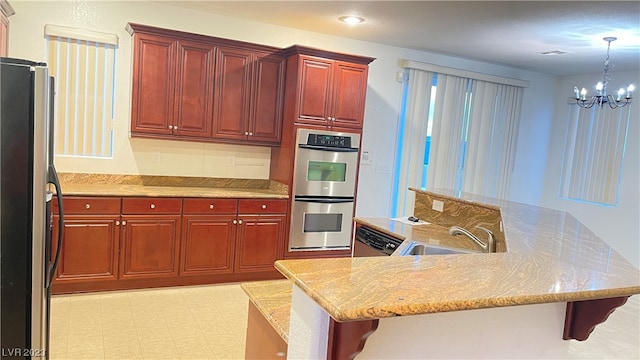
<box><xmin>289</xmin><ymin>128</ymin><xmax>360</xmax><ymax>251</ymax></box>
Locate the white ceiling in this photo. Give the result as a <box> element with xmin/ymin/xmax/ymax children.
<box><xmin>159</xmin><ymin>1</ymin><xmax>640</xmax><ymax>76</ymax></box>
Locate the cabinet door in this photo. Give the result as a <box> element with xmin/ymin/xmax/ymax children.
<box><xmin>174</xmin><ymin>40</ymin><xmax>215</xmax><ymax>138</ymax></box>
<box><xmin>295</xmin><ymin>56</ymin><xmax>333</xmax><ymax>126</ymax></box>
<box><xmin>234</xmin><ymin>215</ymin><xmax>285</xmax><ymax>273</ymax></box>
<box><xmin>120</xmin><ymin>215</ymin><xmax>181</xmax><ymax>278</ymax></box>
<box><xmin>130</xmin><ymin>33</ymin><xmax>176</xmax><ymax>135</ymax></box>
<box><xmin>212</xmin><ymin>47</ymin><xmax>252</xmax><ymax>141</ymax></box>
<box><xmin>330</xmin><ymin>62</ymin><xmax>368</xmax><ymax>129</ymax></box>
<box><xmin>249</xmin><ymin>52</ymin><xmax>284</xmax><ymax>143</ymax></box>
<box><xmin>52</xmin><ymin>215</ymin><xmax>120</xmax><ymax>282</ymax></box>
<box><xmin>180</xmin><ymin>215</ymin><xmax>236</xmax><ymax>275</ymax></box>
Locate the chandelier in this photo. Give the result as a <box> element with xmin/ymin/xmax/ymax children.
<box><xmin>573</xmin><ymin>37</ymin><xmax>634</xmax><ymax>109</ymax></box>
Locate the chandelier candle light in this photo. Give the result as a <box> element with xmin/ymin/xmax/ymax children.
<box><xmin>574</xmin><ymin>37</ymin><xmax>634</xmax><ymax>109</ymax></box>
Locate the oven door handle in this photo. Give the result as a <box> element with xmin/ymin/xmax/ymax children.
<box><xmin>294</xmin><ymin>196</ymin><xmax>354</xmax><ymax>204</ymax></box>
<box><xmin>298</xmin><ymin>144</ymin><xmax>359</xmax><ymax>153</ymax></box>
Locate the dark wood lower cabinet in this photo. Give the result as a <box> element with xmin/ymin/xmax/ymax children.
<box><xmin>53</xmin><ymin>215</ymin><xmax>119</xmax><ymax>282</ymax></box>
<box><xmin>50</xmin><ymin>196</ymin><xmax>287</xmax><ymax>294</ymax></box>
<box><xmin>180</xmin><ymin>214</ymin><xmax>236</xmax><ymax>275</ymax></box>
<box><xmin>235</xmin><ymin>215</ymin><xmax>285</xmax><ymax>273</ymax></box>
<box><xmin>119</xmin><ymin>215</ymin><xmax>181</xmax><ymax>279</ymax></box>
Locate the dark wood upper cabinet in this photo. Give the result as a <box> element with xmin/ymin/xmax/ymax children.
<box><xmin>212</xmin><ymin>48</ymin><xmax>285</xmax><ymax>143</ymax></box>
<box><xmin>174</xmin><ymin>40</ymin><xmax>215</xmax><ymax>138</ymax></box>
<box><xmin>130</xmin><ymin>32</ymin><xmax>176</xmax><ymax>135</ymax></box>
<box><xmin>127</xmin><ymin>23</ymin><xmax>284</xmax><ymax>145</ymax></box>
<box><xmin>212</xmin><ymin>47</ymin><xmax>252</xmax><ymax>141</ymax></box>
<box><xmin>285</xmin><ymin>47</ymin><xmax>374</xmax><ymax>130</ymax></box>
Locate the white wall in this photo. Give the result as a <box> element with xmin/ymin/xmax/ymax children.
<box><xmin>541</xmin><ymin>71</ymin><xmax>640</xmax><ymax>267</ymax></box>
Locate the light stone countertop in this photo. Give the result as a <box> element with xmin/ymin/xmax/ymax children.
<box><xmin>274</xmin><ymin>194</ymin><xmax>640</xmax><ymax>322</ymax></box>
<box><xmin>57</xmin><ymin>173</ymin><xmax>289</xmax><ymax>199</ymax></box>
<box><xmin>241</xmin><ymin>280</ymin><xmax>292</xmax><ymax>343</ymax></box>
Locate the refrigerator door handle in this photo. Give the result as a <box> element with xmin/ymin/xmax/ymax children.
<box><xmin>46</xmin><ymin>164</ymin><xmax>64</xmax><ymax>289</ymax></box>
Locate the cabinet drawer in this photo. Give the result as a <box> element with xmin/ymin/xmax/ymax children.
<box><xmin>238</xmin><ymin>199</ymin><xmax>287</xmax><ymax>214</ymax></box>
<box><xmin>183</xmin><ymin>198</ymin><xmax>238</xmax><ymax>214</ymax></box>
<box><xmin>58</xmin><ymin>197</ymin><xmax>121</xmax><ymax>214</ymax></box>
<box><xmin>122</xmin><ymin>197</ymin><xmax>182</xmax><ymax>214</ymax></box>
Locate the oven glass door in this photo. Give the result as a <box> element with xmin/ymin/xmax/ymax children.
<box><xmin>289</xmin><ymin>197</ymin><xmax>354</xmax><ymax>250</ymax></box>
<box><xmin>294</xmin><ymin>147</ymin><xmax>358</xmax><ymax>197</ymax></box>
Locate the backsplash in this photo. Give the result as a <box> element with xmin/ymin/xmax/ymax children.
<box><xmin>411</xmin><ymin>188</ymin><xmax>506</xmax><ymax>252</ymax></box>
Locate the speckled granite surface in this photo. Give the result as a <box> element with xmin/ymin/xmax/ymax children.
<box><xmin>58</xmin><ymin>173</ymin><xmax>288</xmax><ymax>198</ymax></box>
<box><xmin>274</xmin><ymin>190</ymin><xmax>640</xmax><ymax>322</ymax></box>
<box><xmin>241</xmin><ymin>280</ymin><xmax>292</xmax><ymax>343</ymax></box>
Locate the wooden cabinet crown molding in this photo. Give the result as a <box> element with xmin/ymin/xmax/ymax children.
<box><xmin>126</xmin><ymin>22</ymin><xmax>282</xmax><ymax>54</ymax></box>
<box><xmin>0</xmin><ymin>0</ymin><xmax>15</xmax><ymax>18</ymax></box>
<box><xmin>282</xmin><ymin>45</ymin><xmax>375</xmax><ymax>65</ymax></box>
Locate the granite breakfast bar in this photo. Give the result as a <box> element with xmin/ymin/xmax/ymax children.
<box><xmin>269</xmin><ymin>189</ymin><xmax>640</xmax><ymax>359</ymax></box>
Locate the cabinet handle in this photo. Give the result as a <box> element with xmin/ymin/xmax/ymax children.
<box><xmin>238</xmin><ymin>219</ymin><xmax>243</xmax><ymax>225</ymax></box>
<box><xmin>85</xmin><ymin>203</ymin><xmax>91</xmax><ymax>209</ymax></box>
<box><xmin>150</xmin><ymin>204</ymin><xmax>156</xmax><ymax>209</ymax></box>
<box><xmin>115</xmin><ymin>220</ymin><xmax>120</xmax><ymax>225</ymax></box>
<box><xmin>244</xmin><ymin>131</ymin><xmax>249</xmax><ymax>136</ymax></box>
<box><xmin>249</xmin><ymin>132</ymin><xmax>253</xmax><ymax>136</ymax></box>
<box><xmin>169</xmin><ymin>125</ymin><xmax>173</xmax><ymax>130</ymax></box>
<box><xmin>174</xmin><ymin>126</ymin><xmax>178</xmax><ymax>130</ymax></box>
<box><xmin>209</xmin><ymin>204</ymin><xmax>214</xmax><ymax>209</ymax></box>
<box><xmin>122</xmin><ymin>220</ymin><xmax>127</xmax><ymax>225</ymax></box>
<box><xmin>261</xmin><ymin>204</ymin><xmax>267</xmax><ymax>210</ymax></box>
<box><xmin>233</xmin><ymin>219</ymin><xmax>237</xmax><ymax>225</ymax></box>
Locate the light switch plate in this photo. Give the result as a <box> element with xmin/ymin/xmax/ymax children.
<box><xmin>432</xmin><ymin>199</ymin><xmax>444</xmax><ymax>212</ymax></box>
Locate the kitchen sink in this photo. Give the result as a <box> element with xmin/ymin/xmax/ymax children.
<box><xmin>394</xmin><ymin>241</ymin><xmax>476</xmax><ymax>256</ymax></box>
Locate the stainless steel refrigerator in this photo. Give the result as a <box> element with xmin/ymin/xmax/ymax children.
<box><xmin>1</xmin><ymin>57</ymin><xmax>64</xmax><ymax>359</ymax></box>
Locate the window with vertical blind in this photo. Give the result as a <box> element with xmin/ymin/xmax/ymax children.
<box><xmin>45</xmin><ymin>24</ymin><xmax>118</xmax><ymax>158</ymax></box>
<box><xmin>391</xmin><ymin>61</ymin><xmax>527</xmax><ymax>217</ymax></box>
<box><xmin>560</xmin><ymin>105</ymin><xmax>631</xmax><ymax>206</ymax></box>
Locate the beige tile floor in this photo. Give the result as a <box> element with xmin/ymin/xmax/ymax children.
<box><xmin>50</xmin><ymin>284</ymin><xmax>639</xmax><ymax>359</ymax></box>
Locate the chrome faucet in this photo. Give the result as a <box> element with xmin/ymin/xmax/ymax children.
<box><xmin>448</xmin><ymin>226</ymin><xmax>496</xmax><ymax>253</ymax></box>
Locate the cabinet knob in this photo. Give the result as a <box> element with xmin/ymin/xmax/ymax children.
<box><xmin>244</xmin><ymin>131</ymin><xmax>249</xmax><ymax>136</ymax></box>
<box><xmin>150</xmin><ymin>204</ymin><xmax>156</xmax><ymax>209</ymax></box>
<box><xmin>209</xmin><ymin>204</ymin><xmax>214</xmax><ymax>209</ymax></box>
<box><xmin>169</xmin><ymin>125</ymin><xmax>173</xmax><ymax>130</ymax></box>
<box><xmin>233</xmin><ymin>219</ymin><xmax>237</xmax><ymax>225</ymax></box>
<box><xmin>238</xmin><ymin>219</ymin><xmax>243</xmax><ymax>225</ymax></box>
<box><xmin>115</xmin><ymin>220</ymin><xmax>120</xmax><ymax>225</ymax></box>
<box><xmin>122</xmin><ymin>220</ymin><xmax>127</xmax><ymax>225</ymax></box>
<box><xmin>85</xmin><ymin>203</ymin><xmax>91</xmax><ymax>209</ymax></box>
<box><xmin>276</xmin><ymin>352</ymin><xmax>286</xmax><ymax>357</ymax></box>
<box><xmin>249</xmin><ymin>132</ymin><xmax>253</xmax><ymax>136</ymax></box>
<box><xmin>261</xmin><ymin>204</ymin><xmax>267</xmax><ymax>210</ymax></box>
<box><xmin>174</xmin><ymin>126</ymin><xmax>178</xmax><ymax>130</ymax></box>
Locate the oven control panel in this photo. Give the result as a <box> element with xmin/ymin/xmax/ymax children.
<box><xmin>307</xmin><ymin>134</ymin><xmax>352</xmax><ymax>148</ymax></box>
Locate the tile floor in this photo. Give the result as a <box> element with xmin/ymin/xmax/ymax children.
<box><xmin>50</xmin><ymin>284</ymin><xmax>639</xmax><ymax>359</ymax></box>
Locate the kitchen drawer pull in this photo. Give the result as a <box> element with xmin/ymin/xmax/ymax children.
<box><xmin>115</xmin><ymin>220</ymin><xmax>120</xmax><ymax>225</ymax></box>
<box><xmin>233</xmin><ymin>220</ymin><xmax>237</xmax><ymax>225</ymax></box>
<box><xmin>85</xmin><ymin>203</ymin><xmax>91</xmax><ymax>209</ymax></box>
<box><xmin>238</xmin><ymin>219</ymin><xmax>243</xmax><ymax>225</ymax></box>
<box><xmin>150</xmin><ymin>204</ymin><xmax>156</xmax><ymax>209</ymax></box>
<box><xmin>209</xmin><ymin>204</ymin><xmax>214</xmax><ymax>209</ymax></box>
<box><xmin>261</xmin><ymin>204</ymin><xmax>267</xmax><ymax>210</ymax></box>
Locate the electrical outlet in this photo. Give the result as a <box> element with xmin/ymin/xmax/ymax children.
<box><xmin>152</xmin><ymin>152</ymin><xmax>161</xmax><ymax>163</ymax></box>
<box><xmin>432</xmin><ymin>199</ymin><xmax>444</xmax><ymax>212</ymax></box>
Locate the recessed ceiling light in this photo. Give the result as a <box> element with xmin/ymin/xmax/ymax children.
<box><xmin>339</xmin><ymin>16</ymin><xmax>364</xmax><ymax>24</ymax></box>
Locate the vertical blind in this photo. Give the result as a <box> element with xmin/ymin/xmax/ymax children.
<box><xmin>392</xmin><ymin>61</ymin><xmax>526</xmax><ymax>216</ymax></box>
<box><xmin>560</xmin><ymin>105</ymin><xmax>631</xmax><ymax>206</ymax></box>
<box><xmin>45</xmin><ymin>25</ymin><xmax>117</xmax><ymax>157</ymax></box>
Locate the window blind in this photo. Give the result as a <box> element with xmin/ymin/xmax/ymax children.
<box><xmin>560</xmin><ymin>105</ymin><xmax>631</xmax><ymax>206</ymax></box>
<box><xmin>45</xmin><ymin>25</ymin><xmax>117</xmax><ymax>157</ymax></box>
